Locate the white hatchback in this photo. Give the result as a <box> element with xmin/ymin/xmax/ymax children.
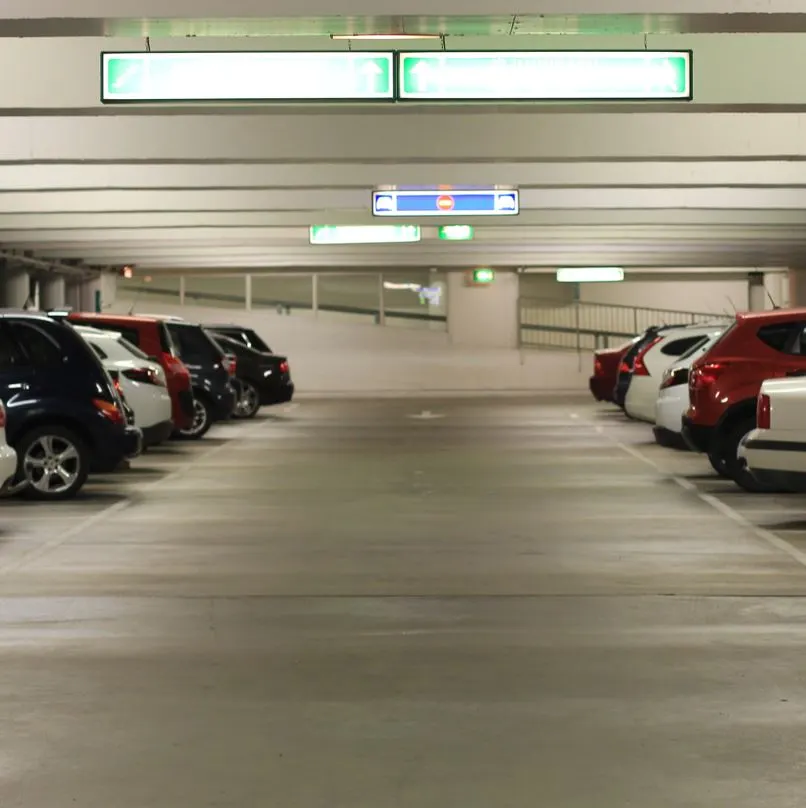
<box><xmin>624</xmin><ymin>323</ymin><xmax>729</xmax><ymax>424</ymax></box>
<box><xmin>653</xmin><ymin>326</ymin><xmax>728</xmax><ymax>445</ymax></box>
<box><xmin>75</xmin><ymin>326</ymin><xmax>174</xmax><ymax>448</ymax></box>
<box><xmin>0</xmin><ymin>400</ymin><xmax>17</xmax><ymax>491</ymax></box>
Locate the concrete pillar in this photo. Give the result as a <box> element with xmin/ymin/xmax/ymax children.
<box><xmin>748</xmin><ymin>271</ymin><xmax>767</xmax><ymax>312</ymax></box>
<box><xmin>447</xmin><ymin>269</ymin><xmax>519</xmax><ymax>349</ymax></box>
<box><xmin>39</xmin><ymin>275</ymin><xmax>66</xmax><ymax>310</ymax></box>
<box><xmin>77</xmin><ymin>273</ymin><xmax>116</xmax><ymax>312</ymax></box>
<box><xmin>789</xmin><ymin>269</ymin><xmax>806</xmax><ymax>307</ymax></box>
<box><xmin>0</xmin><ymin>264</ymin><xmax>30</xmax><ymax>308</ymax></box>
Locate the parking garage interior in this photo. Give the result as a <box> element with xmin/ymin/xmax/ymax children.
<box><xmin>4</xmin><ymin>3</ymin><xmax>806</xmax><ymax>806</ymax></box>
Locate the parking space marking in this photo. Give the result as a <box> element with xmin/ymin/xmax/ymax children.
<box><xmin>579</xmin><ymin>415</ymin><xmax>806</xmax><ymax>571</ymax></box>
<box><xmin>0</xmin><ymin>415</ymin><xmax>279</xmax><ymax>575</ymax></box>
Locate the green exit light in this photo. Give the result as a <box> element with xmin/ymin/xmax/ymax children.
<box><xmin>438</xmin><ymin>225</ymin><xmax>475</xmax><ymax>241</ymax></box>
<box><xmin>473</xmin><ymin>268</ymin><xmax>495</xmax><ymax>284</ymax></box>
<box><xmin>309</xmin><ymin>225</ymin><xmax>421</xmax><ymax>245</ymax></box>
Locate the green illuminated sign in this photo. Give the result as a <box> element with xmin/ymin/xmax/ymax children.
<box><xmin>101</xmin><ymin>52</ymin><xmax>395</xmax><ymax>102</ymax></box>
<box><xmin>398</xmin><ymin>51</ymin><xmax>692</xmax><ymax>101</ymax></box>
<box><xmin>438</xmin><ymin>225</ymin><xmax>475</xmax><ymax>241</ymax></box>
<box><xmin>472</xmin><ymin>268</ymin><xmax>495</xmax><ymax>284</ymax></box>
<box><xmin>309</xmin><ymin>225</ymin><xmax>421</xmax><ymax>245</ymax></box>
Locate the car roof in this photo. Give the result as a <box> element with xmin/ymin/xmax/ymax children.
<box><xmin>74</xmin><ymin>325</ymin><xmax>122</xmax><ymax>339</ymax></box>
<box><xmin>737</xmin><ymin>307</ymin><xmax>806</xmax><ymax>322</ymax></box>
<box><xmin>0</xmin><ymin>309</ymin><xmax>57</xmax><ymax>320</ymax></box>
<box><xmin>68</xmin><ymin>312</ymin><xmax>161</xmax><ymax>326</ymax></box>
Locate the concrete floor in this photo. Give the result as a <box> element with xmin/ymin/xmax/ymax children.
<box><xmin>2</xmin><ymin>396</ymin><xmax>806</xmax><ymax>807</ymax></box>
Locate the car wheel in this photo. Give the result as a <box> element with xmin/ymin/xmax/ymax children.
<box><xmin>176</xmin><ymin>396</ymin><xmax>212</xmax><ymax>440</ymax></box>
<box><xmin>233</xmin><ymin>381</ymin><xmax>261</xmax><ymax>420</ymax></box>
<box><xmin>15</xmin><ymin>426</ymin><xmax>89</xmax><ymax>501</ymax></box>
<box><xmin>707</xmin><ymin>448</ymin><xmax>731</xmax><ymax>478</ymax></box>
<box><xmin>720</xmin><ymin>417</ymin><xmax>786</xmax><ymax>493</ymax></box>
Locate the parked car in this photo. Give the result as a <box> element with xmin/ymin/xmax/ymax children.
<box><xmin>738</xmin><ymin>377</ymin><xmax>806</xmax><ymax>493</ymax></box>
<box><xmin>75</xmin><ymin>326</ymin><xmax>174</xmax><ymax>448</ymax></box>
<box><xmin>207</xmin><ymin>330</ymin><xmax>294</xmax><ymax>418</ymax></box>
<box><xmin>0</xmin><ymin>311</ymin><xmax>141</xmax><ymax>499</ymax></box>
<box><xmin>682</xmin><ymin>307</ymin><xmax>806</xmax><ymax>490</ymax></box>
<box><xmin>161</xmin><ymin>319</ymin><xmax>238</xmax><ymax>438</ymax></box>
<box><xmin>624</xmin><ymin>323</ymin><xmax>727</xmax><ymax>423</ymax></box>
<box><xmin>204</xmin><ymin>323</ymin><xmax>272</xmax><ymax>354</ymax></box>
<box><xmin>653</xmin><ymin>327</ymin><xmax>727</xmax><ymax>447</ymax></box>
<box><xmin>62</xmin><ymin>312</ymin><xmax>195</xmax><ymax>435</ymax></box>
<box><xmin>590</xmin><ymin>339</ymin><xmax>638</xmax><ymax>403</ymax></box>
<box><xmin>0</xmin><ymin>400</ymin><xmax>17</xmax><ymax>491</ymax></box>
<box><xmin>614</xmin><ymin>325</ymin><xmax>680</xmax><ymax>410</ymax></box>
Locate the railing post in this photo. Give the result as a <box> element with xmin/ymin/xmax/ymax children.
<box><xmin>179</xmin><ymin>276</ymin><xmax>185</xmax><ymax>307</ymax></box>
<box><xmin>377</xmin><ymin>273</ymin><xmax>386</xmax><ymax>326</ymax></box>
<box><xmin>311</xmin><ymin>273</ymin><xmax>319</xmax><ymax>318</ymax></box>
<box><xmin>244</xmin><ymin>274</ymin><xmax>252</xmax><ymax>311</ymax></box>
<box><xmin>574</xmin><ymin>300</ymin><xmax>581</xmax><ymax>355</ymax></box>
<box><xmin>633</xmin><ymin>306</ymin><xmax>638</xmax><ymax>334</ymax></box>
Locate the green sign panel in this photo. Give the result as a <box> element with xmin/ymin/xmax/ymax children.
<box><xmin>101</xmin><ymin>52</ymin><xmax>395</xmax><ymax>103</ymax></box>
<box><xmin>438</xmin><ymin>225</ymin><xmax>475</xmax><ymax>241</ymax></box>
<box><xmin>398</xmin><ymin>51</ymin><xmax>692</xmax><ymax>101</ymax></box>
<box><xmin>472</xmin><ymin>268</ymin><xmax>495</xmax><ymax>284</ymax></box>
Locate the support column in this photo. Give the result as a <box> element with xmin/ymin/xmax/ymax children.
<box><xmin>311</xmin><ymin>273</ymin><xmax>319</xmax><ymax>318</ymax></box>
<box><xmin>179</xmin><ymin>276</ymin><xmax>186</xmax><ymax>306</ymax></box>
<box><xmin>39</xmin><ymin>275</ymin><xmax>66</xmax><ymax>310</ymax></box>
<box><xmin>789</xmin><ymin>268</ymin><xmax>806</xmax><ymax>307</ymax></box>
<box><xmin>377</xmin><ymin>273</ymin><xmax>385</xmax><ymax>326</ymax></box>
<box><xmin>447</xmin><ymin>269</ymin><xmax>518</xmax><ymax>349</ymax></box>
<box><xmin>0</xmin><ymin>262</ymin><xmax>30</xmax><ymax>308</ymax></box>
<box><xmin>245</xmin><ymin>274</ymin><xmax>252</xmax><ymax>311</ymax></box>
<box><xmin>748</xmin><ymin>271</ymin><xmax>767</xmax><ymax>312</ymax></box>
<box><xmin>78</xmin><ymin>273</ymin><xmax>116</xmax><ymax>312</ymax></box>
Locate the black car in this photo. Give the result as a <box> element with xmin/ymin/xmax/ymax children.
<box><xmin>206</xmin><ymin>331</ymin><xmax>294</xmax><ymax>418</ymax></box>
<box><xmin>204</xmin><ymin>323</ymin><xmax>272</xmax><ymax>354</ymax></box>
<box><xmin>0</xmin><ymin>311</ymin><xmax>142</xmax><ymax>500</ymax></box>
<box><xmin>613</xmin><ymin>325</ymin><xmax>667</xmax><ymax>410</ymax></box>
<box><xmin>163</xmin><ymin>320</ymin><xmax>238</xmax><ymax>439</ymax></box>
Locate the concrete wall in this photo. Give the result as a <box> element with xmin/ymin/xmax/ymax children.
<box><xmin>447</xmin><ymin>270</ymin><xmax>519</xmax><ymax>349</ymax></box>
<box><xmin>111</xmin><ymin>296</ymin><xmax>589</xmax><ymax>396</ymax></box>
<box><xmin>519</xmin><ymin>271</ymin><xmax>764</xmax><ymax>313</ymax></box>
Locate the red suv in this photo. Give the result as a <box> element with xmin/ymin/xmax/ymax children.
<box><xmin>682</xmin><ymin>307</ymin><xmax>806</xmax><ymax>491</ymax></box>
<box><xmin>64</xmin><ymin>313</ymin><xmax>195</xmax><ymax>433</ymax></box>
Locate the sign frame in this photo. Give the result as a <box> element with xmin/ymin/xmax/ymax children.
<box><xmin>372</xmin><ymin>189</ymin><xmax>519</xmax><ymax>218</ymax></box>
<box><xmin>100</xmin><ymin>50</ymin><xmax>397</xmax><ymax>104</ymax></box>
<box><xmin>396</xmin><ymin>49</ymin><xmax>693</xmax><ymax>103</ymax></box>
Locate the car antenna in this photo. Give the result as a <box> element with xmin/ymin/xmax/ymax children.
<box><xmin>766</xmin><ymin>289</ymin><xmax>780</xmax><ymax>310</ymax></box>
<box><xmin>725</xmin><ymin>296</ymin><xmax>737</xmax><ymax>313</ymax></box>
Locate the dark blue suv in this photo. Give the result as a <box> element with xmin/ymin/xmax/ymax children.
<box><xmin>0</xmin><ymin>311</ymin><xmax>142</xmax><ymax>500</ymax></box>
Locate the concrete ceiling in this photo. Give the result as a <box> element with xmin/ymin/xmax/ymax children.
<box><xmin>4</xmin><ymin>9</ymin><xmax>806</xmax><ymax>274</ymax></box>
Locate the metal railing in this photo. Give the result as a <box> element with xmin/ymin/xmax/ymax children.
<box><xmin>519</xmin><ymin>296</ymin><xmax>734</xmax><ymax>352</ymax></box>
<box><xmin>121</xmin><ymin>285</ymin><xmax>447</xmax><ymax>326</ymax></box>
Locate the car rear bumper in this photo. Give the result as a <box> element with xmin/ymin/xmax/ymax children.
<box><xmin>681</xmin><ymin>417</ymin><xmax>713</xmax><ymax>454</ymax></box>
<box><xmin>589</xmin><ymin>376</ymin><xmax>612</xmax><ymax>402</ymax></box>
<box><xmin>0</xmin><ymin>444</ymin><xmax>17</xmax><ymax>490</ymax></box>
<box><xmin>259</xmin><ymin>381</ymin><xmax>295</xmax><ymax>405</ymax></box>
<box><xmin>653</xmin><ymin>425</ymin><xmax>687</xmax><ymax>448</ymax></box>
<box><xmin>90</xmin><ymin>425</ymin><xmax>143</xmax><ymax>472</ymax></box>
<box><xmin>170</xmin><ymin>388</ymin><xmax>195</xmax><ymax>430</ymax></box>
<box><xmin>206</xmin><ymin>385</ymin><xmax>238</xmax><ymax>421</ymax></box>
<box><xmin>739</xmin><ymin>459</ymin><xmax>806</xmax><ymax>493</ymax></box>
<box><xmin>141</xmin><ymin>419</ymin><xmax>174</xmax><ymax>448</ymax></box>
<box><xmin>614</xmin><ymin>374</ymin><xmax>631</xmax><ymax>408</ymax></box>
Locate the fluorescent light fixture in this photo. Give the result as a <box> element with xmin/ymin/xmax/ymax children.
<box><xmin>309</xmin><ymin>225</ymin><xmax>421</xmax><ymax>245</ymax></box>
<box><xmin>331</xmin><ymin>33</ymin><xmax>441</xmax><ymax>40</ymax></box>
<box><xmin>556</xmin><ymin>267</ymin><xmax>625</xmax><ymax>283</ymax></box>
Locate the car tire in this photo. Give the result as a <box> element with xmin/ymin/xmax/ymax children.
<box><xmin>707</xmin><ymin>448</ymin><xmax>731</xmax><ymax>478</ymax></box>
<box><xmin>720</xmin><ymin>417</ymin><xmax>786</xmax><ymax>493</ymax></box>
<box><xmin>15</xmin><ymin>425</ymin><xmax>90</xmax><ymax>501</ymax></box>
<box><xmin>233</xmin><ymin>381</ymin><xmax>261</xmax><ymax>420</ymax></box>
<box><xmin>176</xmin><ymin>396</ymin><xmax>212</xmax><ymax>440</ymax></box>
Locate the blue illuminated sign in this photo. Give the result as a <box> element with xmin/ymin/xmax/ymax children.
<box><xmin>372</xmin><ymin>189</ymin><xmax>519</xmax><ymax>217</ymax></box>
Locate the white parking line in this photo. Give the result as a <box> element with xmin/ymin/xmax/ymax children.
<box><xmin>0</xmin><ymin>415</ymin><xmax>279</xmax><ymax>575</ymax></box>
<box><xmin>582</xmin><ymin>416</ymin><xmax>806</xmax><ymax>570</ymax></box>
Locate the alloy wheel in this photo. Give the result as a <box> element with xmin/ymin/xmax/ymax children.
<box><xmin>23</xmin><ymin>434</ymin><xmax>81</xmax><ymax>495</ymax></box>
<box><xmin>236</xmin><ymin>382</ymin><xmax>260</xmax><ymax>418</ymax></box>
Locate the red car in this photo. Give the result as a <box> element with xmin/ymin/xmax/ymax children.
<box><xmin>65</xmin><ymin>313</ymin><xmax>195</xmax><ymax>433</ymax></box>
<box><xmin>589</xmin><ymin>339</ymin><xmax>639</xmax><ymax>403</ymax></box>
<box><xmin>681</xmin><ymin>307</ymin><xmax>806</xmax><ymax>491</ymax></box>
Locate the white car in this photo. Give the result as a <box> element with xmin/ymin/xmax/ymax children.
<box><xmin>738</xmin><ymin>376</ymin><xmax>806</xmax><ymax>493</ymax></box>
<box><xmin>75</xmin><ymin>326</ymin><xmax>174</xmax><ymax>448</ymax></box>
<box><xmin>653</xmin><ymin>326</ymin><xmax>729</xmax><ymax>446</ymax></box>
<box><xmin>0</xmin><ymin>400</ymin><xmax>17</xmax><ymax>491</ymax></box>
<box><xmin>624</xmin><ymin>323</ymin><xmax>729</xmax><ymax>423</ymax></box>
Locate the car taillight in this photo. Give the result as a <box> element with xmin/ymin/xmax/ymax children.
<box><xmin>633</xmin><ymin>336</ymin><xmax>663</xmax><ymax>377</ymax></box>
<box><xmin>757</xmin><ymin>393</ymin><xmax>771</xmax><ymax>429</ymax></box>
<box><xmin>660</xmin><ymin>367</ymin><xmax>689</xmax><ymax>390</ymax></box>
<box><xmin>0</xmin><ymin>402</ymin><xmax>6</xmax><ymax>430</ymax></box>
<box><xmin>593</xmin><ymin>357</ymin><xmax>603</xmax><ymax>376</ymax></box>
<box><xmin>690</xmin><ymin>362</ymin><xmax>729</xmax><ymax>390</ymax></box>
<box><xmin>619</xmin><ymin>361</ymin><xmax>631</xmax><ymax>374</ymax></box>
<box><xmin>123</xmin><ymin>367</ymin><xmax>163</xmax><ymax>386</ymax></box>
<box><xmin>93</xmin><ymin>398</ymin><xmax>125</xmax><ymax>425</ymax></box>
<box><xmin>279</xmin><ymin>360</ymin><xmax>289</xmax><ymax>374</ymax></box>
<box><xmin>222</xmin><ymin>355</ymin><xmax>237</xmax><ymax>376</ymax></box>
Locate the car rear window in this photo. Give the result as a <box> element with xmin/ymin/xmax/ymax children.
<box><xmin>158</xmin><ymin>323</ymin><xmax>177</xmax><ymax>356</ymax></box>
<box><xmin>756</xmin><ymin>322</ymin><xmax>802</xmax><ymax>353</ymax></box>
<box><xmin>660</xmin><ymin>335</ymin><xmax>707</xmax><ymax>357</ymax></box>
<box><xmin>168</xmin><ymin>323</ymin><xmax>223</xmax><ymax>361</ymax></box>
<box><xmin>119</xmin><ymin>337</ymin><xmax>150</xmax><ymax>361</ymax></box>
